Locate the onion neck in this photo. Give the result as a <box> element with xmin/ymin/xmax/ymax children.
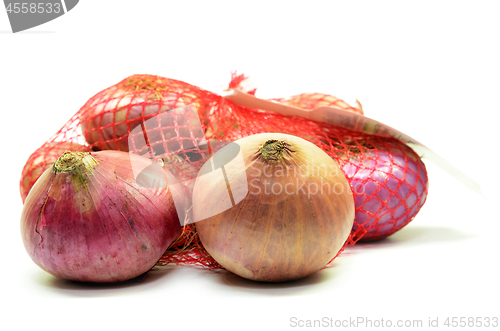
<box><xmin>258</xmin><ymin>140</ymin><xmax>293</xmax><ymax>163</ymax></box>
<box><xmin>53</xmin><ymin>151</ymin><xmax>98</xmax><ymax>189</ymax></box>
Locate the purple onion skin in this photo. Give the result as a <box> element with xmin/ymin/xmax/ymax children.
<box><xmin>341</xmin><ymin>143</ymin><xmax>428</xmax><ymax>241</ymax></box>
<box><xmin>21</xmin><ymin>151</ymin><xmax>180</xmax><ymax>283</ymax></box>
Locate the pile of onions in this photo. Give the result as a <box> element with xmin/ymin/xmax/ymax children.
<box><xmin>193</xmin><ymin>133</ymin><xmax>355</xmax><ymax>282</ymax></box>
<box><xmin>20</xmin><ymin>142</ymin><xmax>88</xmax><ymax>203</ymax></box>
<box><xmin>21</xmin><ymin>150</ymin><xmax>180</xmax><ymax>283</ymax></box>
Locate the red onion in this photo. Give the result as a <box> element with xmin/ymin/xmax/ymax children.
<box><xmin>20</xmin><ymin>150</ymin><xmax>180</xmax><ymax>283</ymax></box>
<box><xmin>20</xmin><ymin>142</ymin><xmax>89</xmax><ymax>203</ymax></box>
<box><xmin>342</xmin><ymin>143</ymin><xmax>428</xmax><ymax>241</ymax></box>
<box><xmin>193</xmin><ymin>133</ymin><xmax>355</xmax><ymax>282</ymax></box>
<box><xmin>80</xmin><ymin>75</ymin><xmax>191</xmax><ymax>152</ymax></box>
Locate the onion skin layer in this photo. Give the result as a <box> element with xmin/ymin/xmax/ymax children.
<box><xmin>194</xmin><ymin>133</ymin><xmax>355</xmax><ymax>282</ymax></box>
<box><xmin>21</xmin><ymin>151</ymin><xmax>180</xmax><ymax>283</ymax></box>
<box><xmin>342</xmin><ymin>143</ymin><xmax>428</xmax><ymax>241</ymax></box>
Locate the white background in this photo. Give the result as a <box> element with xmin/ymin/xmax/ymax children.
<box><xmin>1</xmin><ymin>1</ymin><xmax>499</xmax><ymax>330</ymax></box>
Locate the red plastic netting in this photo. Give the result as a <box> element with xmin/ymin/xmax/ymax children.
<box><xmin>19</xmin><ymin>73</ymin><xmax>428</xmax><ymax>269</ymax></box>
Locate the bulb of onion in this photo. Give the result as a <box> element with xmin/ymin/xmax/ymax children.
<box><xmin>79</xmin><ymin>74</ymin><xmax>195</xmax><ymax>152</ymax></box>
<box><xmin>341</xmin><ymin>142</ymin><xmax>428</xmax><ymax>241</ymax></box>
<box><xmin>21</xmin><ymin>150</ymin><xmax>180</xmax><ymax>283</ymax></box>
<box><xmin>20</xmin><ymin>141</ymin><xmax>88</xmax><ymax>203</ymax></box>
<box><xmin>193</xmin><ymin>133</ymin><xmax>355</xmax><ymax>282</ymax></box>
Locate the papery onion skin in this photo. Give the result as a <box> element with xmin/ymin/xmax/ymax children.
<box><xmin>271</xmin><ymin>93</ymin><xmax>364</xmax><ymax>115</ymax></box>
<box><xmin>193</xmin><ymin>133</ymin><xmax>355</xmax><ymax>282</ymax></box>
<box><xmin>20</xmin><ymin>142</ymin><xmax>88</xmax><ymax>203</ymax></box>
<box><xmin>21</xmin><ymin>150</ymin><xmax>180</xmax><ymax>283</ymax></box>
<box><xmin>342</xmin><ymin>143</ymin><xmax>428</xmax><ymax>241</ymax></box>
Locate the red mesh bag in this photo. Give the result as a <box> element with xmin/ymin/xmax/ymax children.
<box><xmin>20</xmin><ymin>73</ymin><xmax>428</xmax><ymax>270</ymax></box>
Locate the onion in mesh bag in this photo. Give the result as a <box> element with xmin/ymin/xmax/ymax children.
<box><xmin>80</xmin><ymin>74</ymin><xmax>204</xmax><ymax>154</ymax></box>
<box><xmin>338</xmin><ymin>140</ymin><xmax>428</xmax><ymax>241</ymax></box>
